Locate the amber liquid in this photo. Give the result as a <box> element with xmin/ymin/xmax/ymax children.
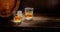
<box><xmin>14</xmin><ymin>16</ymin><xmax>22</xmax><ymax>22</ymax></box>
<box><xmin>25</xmin><ymin>13</ymin><xmax>33</xmax><ymax>19</ymax></box>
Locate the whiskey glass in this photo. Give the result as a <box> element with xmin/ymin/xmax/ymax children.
<box><xmin>13</xmin><ymin>10</ymin><xmax>22</xmax><ymax>24</ymax></box>
<box><xmin>25</xmin><ymin>7</ymin><xmax>33</xmax><ymax>20</ymax></box>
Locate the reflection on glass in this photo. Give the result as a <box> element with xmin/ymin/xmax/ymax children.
<box><xmin>25</xmin><ymin>7</ymin><xmax>33</xmax><ymax>20</ymax></box>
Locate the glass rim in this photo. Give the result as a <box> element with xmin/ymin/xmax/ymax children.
<box><xmin>25</xmin><ymin>7</ymin><xmax>33</xmax><ymax>10</ymax></box>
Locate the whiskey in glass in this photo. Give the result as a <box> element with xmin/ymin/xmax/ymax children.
<box><xmin>13</xmin><ymin>11</ymin><xmax>22</xmax><ymax>24</ymax></box>
<box><xmin>25</xmin><ymin>7</ymin><xmax>33</xmax><ymax>20</ymax></box>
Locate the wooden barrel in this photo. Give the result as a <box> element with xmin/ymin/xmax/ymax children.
<box><xmin>0</xmin><ymin>0</ymin><xmax>20</xmax><ymax>17</ymax></box>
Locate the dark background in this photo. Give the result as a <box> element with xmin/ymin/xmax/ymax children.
<box><xmin>18</xmin><ymin>0</ymin><xmax>60</xmax><ymax>17</ymax></box>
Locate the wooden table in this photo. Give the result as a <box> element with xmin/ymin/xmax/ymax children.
<box><xmin>11</xmin><ymin>14</ymin><xmax>60</xmax><ymax>28</ymax></box>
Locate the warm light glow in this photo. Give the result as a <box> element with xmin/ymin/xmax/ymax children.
<box><xmin>14</xmin><ymin>16</ymin><xmax>22</xmax><ymax>22</ymax></box>
<box><xmin>13</xmin><ymin>11</ymin><xmax>22</xmax><ymax>23</ymax></box>
<box><xmin>25</xmin><ymin>13</ymin><xmax>33</xmax><ymax>18</ymax></box>
<box><xmin>25</xmin><ymin>12</ymin><xmax>33</xmax><ymax>20</ymax></box>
